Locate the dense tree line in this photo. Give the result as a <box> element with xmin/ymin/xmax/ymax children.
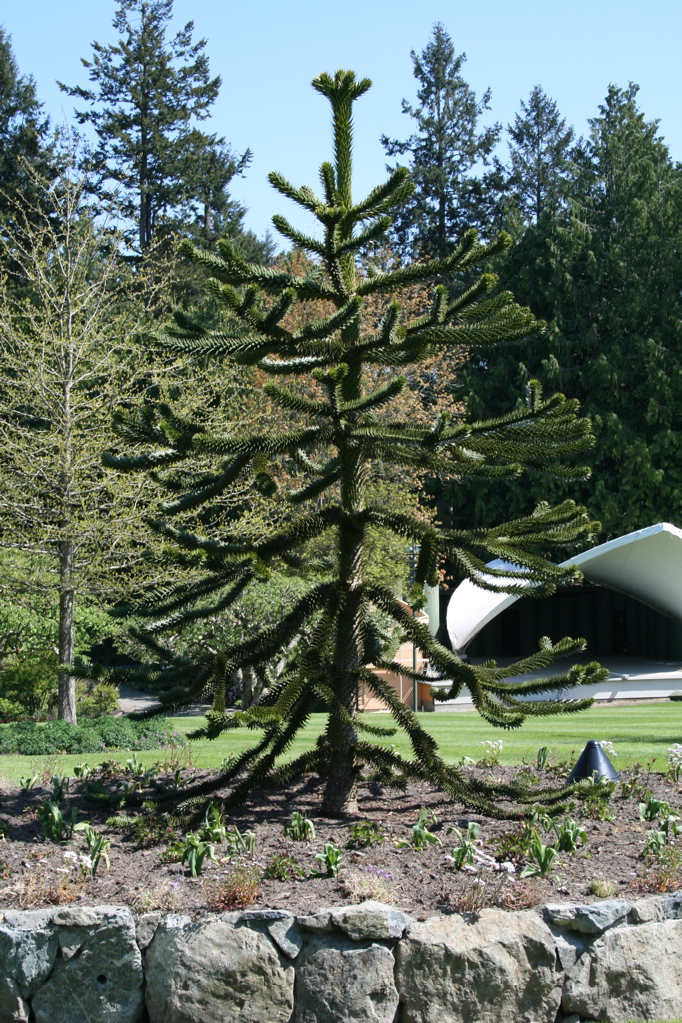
<box><xmin>387</xmin><ymin>24</ymin><xmax>682</xmax><ymax>540</ymax></box>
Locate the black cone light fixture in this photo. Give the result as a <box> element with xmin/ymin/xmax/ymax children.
<box><xmin>566</xmin><ymin>740</ymin><xmax>619</xmax><ymax>785</ymax></box>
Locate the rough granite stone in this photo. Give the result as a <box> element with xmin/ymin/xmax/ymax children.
<box><xmin>268</xmin><ymin>917</ymin><xmax>305</xmax><ymax>959</ymax></box>
<box><xmin>0</xmin><ymin>976</ymin><xmax>30</xmax><ymax>1022</ymax></box>
<box><xmin>31</xmin><ymin>906</ymin><xmax>144</xmax><ymax>1023</ymax></box>
<box><xmin>0</xmin><ymin>921</ymin><xmax>58</xmax><ymax>991</ymax></box>
<box><xmin>136</xmin><ymin>912</ymin><xmax>162</xmax><ymax>950</ymax></box>
<box><xmin>396</xmin><ymin>908</ymin><xmax>562</xmax><ymax>1023</ymax></box>
<box><xmin>241</xmin><ymin>909</ymin><xmax>292</xmax><ymax>921</ymax></box>
<box><xmin>329</xmin><ymin>902</ymin><xmax>408</xmax><ymax>941</ymax></box>
<box><xmin>295</xmin><ymin>934</ymin><xmax>398</xmax><ymax>1023</ymax></box>
<box><xmin>145</xmin><ymin>915</ymin><xmax>294</xmax><ymax>1023</ymax></box>
<box><xmin>544</xmin><ymin>899</ymin><xmax>631</xmax><ymax>934</ymax></box>
<box><xmin>563</xmin><ymin>918</ymin><xmax>682</xmax><ymax>1023</ymax></box>
<box><xmin>297</xmin><ymin>910</ymin><xmax>335</xmax><ymax>931</ymax></box>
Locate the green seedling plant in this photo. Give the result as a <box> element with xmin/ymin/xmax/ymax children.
<box><xmin>225</xmin><ymin>826</ymin><xmax>256</xmax><ymax>857</ymax></box>
<box><xmin>199</xmin><ymin>804</ymin><xmax>228</xmax><ymax>844</ymax></box>
<box><xmin>283</xmin><ymin>811</ymin><xmax>316</xmax><ymax>842</ymax></box>
<box><xmin>72</xmin><ymin>763</ymin><xmax>93</xmax><ymax>781</ymax></box>
<box><xmin>311</xmin><ymin>841</ymin><xmax>344</xmax><ymax>878</ymax></box>
<box><xmin>264</xmin><ymin>854</ymin><xmax>305</xmax><ymax>880</ymax></box>
<box><xmin>639</xmin><ymin>797</ymin><xmax>672</xmax><ymax>822</ymax></box>
<box><xmin>174</xmin><ymin>831</ymin><xmax>218</xmax><ymax>877</ymax></box>
<box><xmin>19</xmin><ymin>774</ymin><xmax>39</xmax><ymax>792</ymax></box>
<box><xmin>643</xmin><ymin>830</ymin><xmax>667</xmax><ymax>859</ymax></box>
<box><xmin>50</xmin><ymin>775</ymin><xmax>69</xmax><ymax>802</ymax></box>
<box><xmin>552</xmin><ymin>817</ymin><xmax>587</xmax><ymax>853</ymax></box>
<box><xmin>397</xmin><ymin>808</ymin><xmax>441</xmax><ymax>851</ymax></box>
<box><xmin>520</xmin><ymin>834</ymin><xmax>558</xmax><ymax>878</ymax></box>
<box><xmin>74</xmin><ymin>822</ymin><xmax>111</xmax><ymax>877</ymax></box>
<box><xmin>536</xmin><ymin>746</ymin><xmax>550</xmax><ymax>770</ymax></box>
<box><xmin>446</xmin><ymin>822</ymin><xmax>479</xmax><ymax>870</ymax></box>
<box><xmin>660</xmin><ymin>815</ymin><xmax>682</xmax><ymax>840</ymax></box>
<box><xmin>346</xmin><ymin>820</ymin><xmax>385</xmax><ymax>848</ymax></box>
<box><xmin>38</xmin><ymin>800</ymin><xmax>79</xmax><ymax>842</ymax></box>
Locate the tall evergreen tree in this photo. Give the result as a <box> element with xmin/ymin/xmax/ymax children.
<box><xmin>506</xmin><ymin>85</ymin><xmax>575</xmax><ymax>225</ymax></box>
<box><xmin>381</xmin><ymin>23</ymin><xmax>501</xmax><ymax>258</ymax></box>
<box><xmin>96</xmin><ymin>70</ymin><xmax>605</xmax><ymax>818</ymax></box>
<box><xmin>59</xmin><ymin>0</ymin><xmax>240</xmax><ymax>250</ymax></box>
<box><xmin>0</xmin><ymin>27</ymin><xmax>51</xmax><ymax>218</ymax></box>
<box><xmin>453</xmin><ymin>83</ymin><xmax>682</xmax><ymax>537</ymax></box>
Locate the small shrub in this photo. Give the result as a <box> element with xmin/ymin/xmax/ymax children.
<box><xmin>106</xmin><ymin>812</ymin><xmax>177</xmax><ymax>848</ymax></box>
<box><xmin>479</xmin><ymin>740</ymin><xmax>504</xmax><ymax>767</ymax></box>
<box><xmin>0</xmin><ymin>715</ymin><xmax>185</xmax><ymax>755</ymax></box>
<box><xmin>132</xmin><ymin>880</ymin><xmax>184</xmax><ymax>913</ymax></box>
<box><xmin>589</xmin><ymin>878</ymin><xmax>617</xmax><ymax>898</ymax></box>
<box><xmin>263</xmin><ymin>854</ymin><xmax>304</xmax><ymax>881</ymax></box>
<box><xmin>340</xmin><ymin>866</ymin><xmax>396</xmax><ymax>905</ymax></box>
<box><xmin>346</xmin><ymin>820</ymin><xmax>385</xmax><ymax>849</ymax></box>
<box><xmin>204</xmin><ymin>859</ymin><xmax>262</xmax><ymax>910</ymax></box>
<box><xmin>633</xmin><ymin>844</ymin><xmax>682</xmax><ymax>893</ymax></box>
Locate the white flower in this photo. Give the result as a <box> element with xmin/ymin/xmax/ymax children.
<box><xmin>597</xmin><ymin>740</ymin><xmax>617</xmax><ymax>757</ymax></box>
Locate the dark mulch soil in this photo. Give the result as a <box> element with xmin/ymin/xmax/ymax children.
<box><xmin>1</xmin><ymin>756</ymin><xmax>680</xmax><ymax>919</ymax></box>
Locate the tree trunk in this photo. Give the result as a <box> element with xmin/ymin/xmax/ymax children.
<box><xmin>241</xmin><ymin>666</ymin><xmax>255</xmax><ymax>710</ymax></box>
<box><xmin>321</xmin><ymin>513</ymin><xmax>363</xmax><ymax>816</ymax></box>
<box><xmin>57</xmin><ymin>538</ymin><xmax>76</xmax><ymax>724</ymax></box>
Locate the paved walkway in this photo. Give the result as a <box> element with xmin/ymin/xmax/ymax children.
<box><xmin>117</xmin><ymin>684</ymin><xmax>211</xmax><ymax>717</ymax></box>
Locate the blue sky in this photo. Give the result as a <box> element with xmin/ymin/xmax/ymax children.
<box><xmin>5</xmin><ymin>0</ymin><xmax>682</xmax><ymax>243</ymax></box>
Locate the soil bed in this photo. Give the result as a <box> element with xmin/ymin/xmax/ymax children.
<box><xmin>1</xmin><ymin>756</ymin><xmax>680</xmax><ymax>918</ymax></box>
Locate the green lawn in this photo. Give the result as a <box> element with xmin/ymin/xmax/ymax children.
<box><xmin>1</xmin><ymin>703</ymin><xmax>681</xmax><ymax>785</ymax></box>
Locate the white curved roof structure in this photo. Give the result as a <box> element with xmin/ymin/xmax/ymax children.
<box><xmin>447</xmin><ymin>522</ymin><xmax>682</xmax><ymax>653</ymax></box>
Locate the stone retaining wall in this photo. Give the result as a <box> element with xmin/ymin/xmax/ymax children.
<box><xmin>2</xmin><ymin>893</ymin><xmax>682</xmax><ymax>1022</ymax></box>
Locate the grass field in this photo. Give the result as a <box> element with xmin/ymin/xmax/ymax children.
<box><xmin>1</xmin><ymin>703</ymin><xmax>681</xmax><ymax>785</ymax></box>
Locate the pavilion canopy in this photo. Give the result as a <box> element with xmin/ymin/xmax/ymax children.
<box><xmin>446</xmin><ymin>522</ymin><xmax>682</xmax><ymax>653</ymax></box>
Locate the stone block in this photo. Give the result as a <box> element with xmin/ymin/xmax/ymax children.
<box><xmin>268</xmin><ymin>917</ymin><xmax>304</xmax><ymax>959</ymax></box>
<box><xmin>145</xmin><ymin>915</ymin><xmax>294</xmax><ymax>1023</ymax></box>
<box><xmin>396</xmin><ymin>909</ymin><xmax>562</xmax><ymax>1023</ymax></box>
<box><xmin>0</xmin><ymin>920</ymin><xmax>57</xmax><ymax>992</ymax></box>
<box><xmin>544</xmin><ymin>899</ymin><xmax>630</xmax><ymax>934</ymax></box>
<box><xmin>295</xmin><ymin>934</ymin><xmax>398</xmax><ymax>1023</ymax></box>
<box><xmin>329</xmin><ymin>902</ymin><xmax>408</xmax><ymax>941</ymax></box>
<box><xmin>563</xmin><ymin>918</ymin><xmax>682</xmax><ymax>1023</ymax></box>
<box><xmin>31</xmin><ymin>906</ymin><xmax>144</xmax><ymax>1023</ymax></box>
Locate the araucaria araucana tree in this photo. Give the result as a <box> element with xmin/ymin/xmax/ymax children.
<box><xmin>104</xmin><ymin>71</ymin><xmax>606</xmax><ymax>817</ymax></box>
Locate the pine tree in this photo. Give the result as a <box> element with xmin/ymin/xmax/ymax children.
<box><xmin>454</xmin><ymin>83</ymin><xmax>682</xmax><ymax>537</ymax></box>
<box><xmin>381</xmin><ymin>24</ymin><xmax>501</xmax><ymax>258</ymax></box>
<box><xmin>0</xmin><ymin>28</ymin><xmax>51</xmax><ymax>219</ymax></box>
<box><xmin>506</xmin><ymin>85</ymin><xmax>575</xmax><ymax>225</ymax></box>
<box><xmin>100</xmin><ymin>70</ymin><xmax>606</xmax><ymax>818</ymax></box>
<box><xmin>58</xmin><ymin>0</ymin><xmax>236</xmax><ymax>250</ymax></box>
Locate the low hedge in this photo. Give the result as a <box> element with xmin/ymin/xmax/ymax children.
<box><xmin>0</xmin><ymin>716</ymin><xmax>186</xmax><ymax>755</ymax></box>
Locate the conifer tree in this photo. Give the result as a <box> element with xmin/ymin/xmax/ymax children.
<box><xmin>454</xmin><ymin>83</ymin><xmax>682</xmax><ymax>537</ymax></box>
<box><xmin>0</xmin><ymin>28</ymin><xmax>51</xmax><ymax>221</ymax></box>
<box><xmin>102</xmin><ymin>71</ymin><xmax>606</xmax><ymax>817</ymax></box>
<box><xmin>381</xmin><ymin>24</ymin><xmax>501</xmax><ymax>257</ymax></box>
<box><xmin>59</xmin><ymin>0</ymin><xmax>236</xmax><ymax>250</ymax></box>
<box><xmin>506</xmin><ymin>85</ymin><xmax>575</xmax><ymax>225</ymax></box>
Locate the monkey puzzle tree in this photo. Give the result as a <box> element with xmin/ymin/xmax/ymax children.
<box><xmin>102</xmin><ymin>71</ymin><xmax>606</xmax><ymax>817</ymax></box>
